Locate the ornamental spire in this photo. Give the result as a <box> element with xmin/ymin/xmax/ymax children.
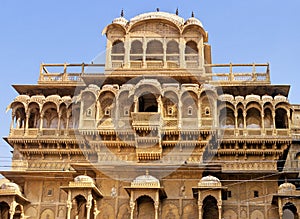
<box><xmin>192</xmin><ymin>11</ymin><xmax>194</xmax><ymax>17</ymax></box>
<box><xmin>121</xmin><ymin>9</ymin><xmax>124</xmax><ymax>17</ymax></box>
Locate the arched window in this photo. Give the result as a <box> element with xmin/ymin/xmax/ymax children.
<box><xmin>185</xmin><ymin>41</ymin><xmax>198</xmax><ymax>55</ymax></box>
<box><xmin>275</xmin><ymin>108</ymin><xmax>288</xmax><ymax>129</ymax></box>
<box><xmin>146</xmin><ymin>40</ymin><xmax>163</xmax><ymax>61</ymax></box>
<box><xmin>185</xmin><ymin>41</ymin><xmax>199</xmax><ymax>68</ymax></box>
<box><xmin>202</xmin><ymin>196</ymin><xmax>219</xmax><ymax>219</ymax></box>
<box><xmin>283</xmin><ymin>202</ymin><xmax>298</xmax><ymax>219</ymax></box>
<box><xmin>136</xmin><ymin>196</ymin><xmax>155</xmax><ymax>219</ymax></box>
<box><xmin>138</xmin><ymin>93</ymin><xmax>158</xmax><ymax>112</ymax></box>
<box><xmin>246</xmin><ymin>108</ymin><xmax>261</xmax><ymax>128</ymax></box>
<box><xmin>264</xmin><ymin>108</ymin><xmax>273</xmax><ymax>128</ymax></box>
<box><xmin>130</xmin><ymin>40</ymin><xmax>143</xmax><ymax>61</ymax></box>
<box><xmin>166</xmin><ymin>40</ymin><xmax>179</xmax><ymax>67</ymax></box>
<box><xmin>111</xmin><ymin>40</ymin><xmax>125</xmax><ymax>61</ymax></box>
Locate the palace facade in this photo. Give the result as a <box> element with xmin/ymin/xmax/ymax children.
<box><xmin>1</xmin><ymin>10</ymin><xmax>300</xmax><ymax>219</ymax></box>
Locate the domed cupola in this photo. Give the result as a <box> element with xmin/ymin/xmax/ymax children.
<box><xmin>0</xmin><ymin>182</ymin><xmax>22</xmax><ymax>193</ymax></box>
<box><xmin>74</xmin><ymin>175</ymin><xmax>95</xmax><ymax>184</ymax></box>
<box><xmin>112</xmin><ymin>9</ymin><xmax>128</xmax><ymax>27</ymax></box>
<box><xmin>278</xmin><ymin>182</ymin><xmax>296</xmax><ymax>194</ymax></box>
<box><xmin>198</xmin><ymin>175</ymin><xmax>222</xmax><ymax>188</ymax></box>
<box><xmin>185</xmin><ymin>12</ymin><xmax>203</xmax><ymax>28</ymax></box>
<box><xmin>131</xmin><ymin>171</ymin><xmax>160</xmax><ymax>188</ymax></box>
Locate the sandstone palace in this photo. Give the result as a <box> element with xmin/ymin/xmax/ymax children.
<box><xmin>1</xmin><ymin>10</ymin><xmax>300</xmax><ymax>219</ymax></box>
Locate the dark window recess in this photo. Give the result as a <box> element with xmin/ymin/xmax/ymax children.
<box><xmin>254</xmin><ymin>190</ymin><xmax>259</xmax><ymax>198</ymax></box>
<box><xmin>47</xmin><ymin>189</ymin><xmax>53</xmax><ymax>196</ymax></box>
<box><xmin>227</xmin><ymin>191</ymin><xmax>232</xmax><ymax>198</ymax></box>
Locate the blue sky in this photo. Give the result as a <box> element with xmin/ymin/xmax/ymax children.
<box><xmin>0</xmin><ymin>0</ymin><xmax>300</xmax><ymax>169</ymax></box>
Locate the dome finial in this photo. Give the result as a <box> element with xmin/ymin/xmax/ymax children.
<box><xmin>156</xmin><ymin>8</ymin><xmax>160</xmax><ymax>12</ymax></box>
<box><xmin>121</xmin><ymin>9</ymin><xmax>124</xmax><ymax>17</ymax></box>
<box><xmin>191</xmin><ymin>11</ymin><xmax>195</xmax><ymax>17</ymax></box>
<box><xmin>176</xmin><ymin>8</ymin><xmax>179</xmax><ymax>15</ymax></box>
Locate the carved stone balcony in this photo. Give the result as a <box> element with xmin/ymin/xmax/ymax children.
<box><xmin>132</xmin><ymin>112</ymin><xmax>162</xmax><ymax>130</ymax></box>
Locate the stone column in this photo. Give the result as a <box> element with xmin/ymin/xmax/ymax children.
<box><xmin>272</xmin><ymin>111</ymin><xmax>276</xmax><ymax>134</ymax></box>
<box><xmin>198</xmin><ymin>200</ymin><xmax>202</xmax><ymax>219</ymax></box>
<box><xmin>198</xmin><ymin>43</ymin><xmax>202</xmax><ymax>69</ymax></box>
<box><xmin>261</xmin><ymin>112</ymin><xmax>265</xmax><ymax>135</ymax></box>
<box><xmin>163</xmin><ymin>38</ymin><xmax>167</xmax><ymax>68</ymax></box>
<box><xmin>57</xmin><ymin>113</ymin><xmax>62</xmax><ymax>136</ymax></box>
<box><xmin>106</xmin><ymin>40</ymin><xmax>112</xmax><ymax>69</ymax></box>
<box><xmin>154</xmin><ymin>201</ymin><xmax>159</xmax><ymax>219</ymax></box>
<box><xmin>65</xmin><ymin>112</ymin><xmax>70</xmax><ymax>136</ymax></box>
<box><xmin>142</xmin><ymin>37</ymin><xmax>147</xmax><ymax>68</ymax></box>
<box><xmin>124</xmin><ymin>35</ymin><xmax>130</xmax><ymax>68</ymax></box>
<box><xmin>278</xmin><ymin>197</ymin><xmax>283</xmax><ymax>219</ymax></box>
<box><xmin>130</xmin><ymin>191</ymin><xmax>135</xmax><ymax>219</ymax></box>
<box><xmin>243</xmin><ymin>111</ymin><xmax>247</xmax><ymax>135</ymax></box>
<box><xmin>25</xmin><ymin>114</ymin><xmax>29</xmax><ymax>135</ymax></box>
<box><xmin>198</xmin><ymin>101</ymin><xmax>201</xmax><ymax>128</ymax></box>
<box><xmin>9</xmin><ymin>201</ymin><xmax>16</xmax><ymax>219</ymax></box>
<box><xmin>218</xmin><ymin>204</ymin><xmax>222</xmax><ymax>219</ymax></box>
<box><xmin>134</xmin><ymin>96</ymin><xmax>138</xmax><ymax>113</ymax></box>
<box><xmin>66</xmin><ymin>190</ymin><xmax>72</xmax><ymax>219</ymax></box>
<box><xmin>287</xmin><ymin>110</ymin><xmax>291</xmax><ymax>131</ymax></box>
<box><xmin>86</xmin><ymin>193</ymin><xmax>93</xmax><ymax>219</ymax></box>
<box><xmin>10</xmin><ymin>112</ymin><xmax>15</xmax><ymax>133</ymax></box>
<box><xmin>179</xmin><ymin>37</ymin><xmax>185</xmax><ymax>68</ymax></box>
<box><xmin>39</xmin><ymin>113</ymin><xmax>44</xmax><ymax>135</ymax></box>
<box><xmin>178</xmin><ymin>101</ymin><xmax>182</xmax><ymax>128</ymax></box>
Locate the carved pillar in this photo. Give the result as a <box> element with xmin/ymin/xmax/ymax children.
<box><xmin>65</xmin><ymin>112</ymin><xmax>70</xmax><ymax>136</ymax></box>
<box><xmin>9</xmin><ymin>201</ymin><xmax>16</xmax><ymax>219</ymax></box>
<box><xmin>10</xmin><ymin>112</ymin><xmax>15</xmax><ymax>133</ymax></box>
<box><xmin>261</xmin><ymin>112</ymin><xmax>265</xmax><ymax>135</ymax></box>
<box><xmin>25</xmin><ymin>114</ymin><xmax>29</xmax><ymax>135</ymax></box>
<box><xmin>154</xmin><ymin>191</ymin><xmax>159</xmax><ymax>219</ymax></box>
<box><xmin>86</xmin><ymin>193</ymin><xmax>93</xmax><ymax>219</ymax></box>
<box><xmin>78</xmin><ymin>101</ymin><xmax>84</xmax><ymax>129</ymax></box>
<box><xmin>179</xmin><ymin>37</ymin><xmax>185</xmax><ymax>68</ymax></box>
<box><xmin>198</xmin><ymin>43</ymin><xmax>202</xmax><ymax>68</ymax></box>
<box><xmin>272</xmin><ymin>111</ymin><xmax>276</xmax><ymax>134</ymax></box>
<box><xmin>218</xmin><ymin>204</ymin><xmax>222</xmax><ymax>219</ymax></box>
<box><xmin>154</xmin><ymin>201</ymin><xmax>159</xmax><ymax>219</ymax></box>
<box><xmin>198</xmin><ymin>100</ymin><xmax>201</xmax><ymax>128</ymax></box>
<box><xmin>57</xmin><ymin>113</ymin><xmax>62</xmax><ymax>136</ymax></box>
<box><xmin>198</xmin><ymin>199</ymin><xmax>203</xmax><ymax>219</ymax></box>
<box><xmin>39</xmin><ymin>113</ymin><xmax>44</xmax><ymax>134</ymax></box>
<box><xmin>142</xmin><ymin>37</ymin><xmax>147</xmax><ymax>68</ymax></box>
<box><xmin>66</xmin><ymin>190</ymin><xmax>72</xmax><ymax>219</ymax></box>
<box><xmin>124</xmin><ymin>35</ymin><xmax>130</xmax><ymax>68</ymax></box>
<box><xmin>243</xmin><ymin>111</ymin><xmax>247</xmax><ymax>135</ymax></box>
<box><xmin>163</xmin><ymin>38</ymin><xmax>167</xmax><ymax>68</ymax></box>
<box><xmin>130</xmin><ymin>201</ymin><xmax>135</xmax><ymax>219</ymax></box>
<box><xmin>278</xmin><ymin>197</ymin><xmax>283</xmax><ymax>219</ymax></box>
<box><xmin>106</xmin><ymin>40</ymin><xmax>112</xmax><ymax>69</ymax></box>
<box><xmin>134</xmin><ymin>96</ymin><xmax>138</xmax><ymax>113</ymax></box>
<box><xmin>130</xmin><ymin>191</ymin><xmax>135</xmax><ymax>219</ymax></box>
<box><xmin>178</xmin><ymin>101</ymin><xmax>182</xmax><ymax>128</ymax></box>
<box><xmin>287</xmin><ymin>110</ymin><xmax>291</xmax><ymax>131</ymax></box>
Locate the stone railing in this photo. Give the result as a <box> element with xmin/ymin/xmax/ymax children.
<box><xmin>132</xmin><ymin>112</ymin><xmax>162</xmax><ymax>127</ymax></box>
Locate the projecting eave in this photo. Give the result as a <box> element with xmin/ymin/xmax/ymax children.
<box><xmin>220</xmin><ymin>84</ymin><xmax>290</xmax><ymax>97</ymax></box>
<box><xmin>0</xmin><ymin>170</ymin><xmax>76</xmax><ymax>185</ymax></box>
<box><xmin>12</xmin><ymin>84</ymin><xmax>86</xmax><ymax>96</ymax></box>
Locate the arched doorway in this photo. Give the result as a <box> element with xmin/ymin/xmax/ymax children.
<box><xmin>283</xmin><ymin>202</ymin><xmax>298</xmax><ymax>219</ymax></box>
<box><xmin>0</xmin><ymin>202</ymin><xmax>10</xmax><ymax>219</ymax></box>
<box><xmin>202</xmin><ymin>196</ymin><xmax>218</xmax><ymax>219</ymax></box>
<box><xmin>138</xmin><ymin>93</ymin><xmax>158</xmax><ymax>112</ymax></box>
<box><xmin>136</xmin><ymin>195</ymin><xmax>155</xmax><ymax>219</ymax></box>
